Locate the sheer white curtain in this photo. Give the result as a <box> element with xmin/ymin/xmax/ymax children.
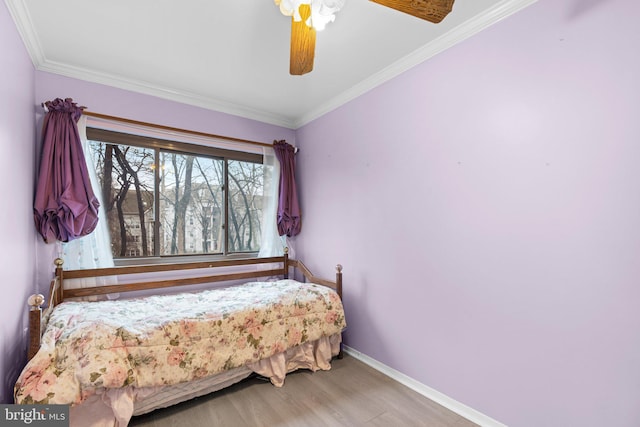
<box><xmin>61</xmin><ymin>116</ymin><xmax>117</xmax><ymax>296</ymax></box>
<box><xmin>258</xmin><ymin>146</ymin><xmax>286</xmax><ymax>258</ymax></box>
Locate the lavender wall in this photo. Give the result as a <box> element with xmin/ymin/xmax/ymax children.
<box><xmin>0</xmin><ymin>1</ymin><xmax>36</xmax><ymax>403</ymax></box>
<box><xmin>33</xmin><ymin>72</ymin><xmax>296</xmax><ymax>294</ymax></box>
<box><xmin>295</xmin><ymin>1</ymin><xmax>640</xmax><ymax>426</ymax></box>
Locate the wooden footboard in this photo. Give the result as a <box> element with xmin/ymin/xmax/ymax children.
<box><xmin>27</xmin><ymin>250</ymin><xmax>343</xmax><ymax>361</ymax></box>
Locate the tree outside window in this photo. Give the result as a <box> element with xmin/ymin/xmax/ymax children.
<box><xmin>87</xmin><ymin>129</ymin><xmax>264</xmax><ymax>260</ymax></box>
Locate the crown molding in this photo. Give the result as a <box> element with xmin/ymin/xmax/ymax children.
<box><xmin>293</xmin><ymin>0</ymin><xmax>538</xmax><ymax>128</ymax></box>
<box><xmin>6</xmin><ymin>0</ymin><xmax>536</xmax><ymax>130</ymax></box>
<box><xmin>35</xmin><ymin>59</ymin><xmax>298</xmax><ymax>129</ymax></box>
<box><xmin>4</xmin><ymin>0</ymin><xmax>297</xmax><ymax>128</ymax></box>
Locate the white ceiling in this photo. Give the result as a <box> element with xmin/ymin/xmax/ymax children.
<box><xmin>6</xmin><ymin>0</ymin><xmax>534</xmax><ymax>129</ymax></box>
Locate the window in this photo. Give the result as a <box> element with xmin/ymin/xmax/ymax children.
<box><xmin>86</xmin><ymin>128</ymin><xmax>265</xmax><ymax>261</ymax></box>
<box><xmin>127</xmin><ymin>249</ymin><xmax>141</xmax><ymax>257</ymax></box>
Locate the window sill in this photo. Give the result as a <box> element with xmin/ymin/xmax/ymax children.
<box><xmin>113</xmin><ymin>252</ymin><xmax>260</xmax><ymax>267</ymax></box>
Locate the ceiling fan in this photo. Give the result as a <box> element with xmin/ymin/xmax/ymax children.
<box><xmin>275</xmin><ymin>0</ymin><xmax>456</xmax><ymax>75</ymax></box>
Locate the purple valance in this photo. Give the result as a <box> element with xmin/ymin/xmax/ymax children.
<box><xmin>273</xmin><ymin>140</ymin><xmax>301</xmax><ymax>237</ymax></box>
<box><xmin>33</xmin><ymin>98</ymin><xmax>100</xmax><ymax>243</ymax></box>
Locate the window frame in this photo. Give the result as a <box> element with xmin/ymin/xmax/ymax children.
<box><xmin>86</xmin><ymin>127</ymin><xmax>265</xmax><ymax>266</ymax></box>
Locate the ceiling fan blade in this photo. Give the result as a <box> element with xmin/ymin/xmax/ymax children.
<box><xmin>290</xmin><ymin>4</ymin><xmax>316</xmax><ymax>75</ymax></box>
<box><xmin>369</xmin><ymin>0</ymin><xmax>455</xmax><ymax>23</ymax></box>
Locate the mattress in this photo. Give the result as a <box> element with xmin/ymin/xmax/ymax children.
<box><xmin>15</xmin><ymin>279</ymin><xmax>346</xmax><ymax>408</ymax></box>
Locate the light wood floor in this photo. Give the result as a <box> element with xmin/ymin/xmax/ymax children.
<box><xmin>129</xmin><ymin>354</ymin><xmax>479</xmax><ymax>427</ymax></box>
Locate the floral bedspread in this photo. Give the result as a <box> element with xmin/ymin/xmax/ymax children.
<box><xmin>15</xmin><ymin>280</ymin><xmax>346</xmax><ymax>405</ymax></box>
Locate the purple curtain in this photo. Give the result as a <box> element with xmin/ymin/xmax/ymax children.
<box><xmin>33</xmin><ymin>98</ymin><xmax>100</xmax><ymax>243</ymax></box>
<box><xmin>273</xmin><ymin>140</ymin><xmax>301</xmax><ymax>237</ymax></box>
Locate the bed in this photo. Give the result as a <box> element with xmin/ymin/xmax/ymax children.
<box><xmin>15</xmin><ymin>251</ymin><xmax>346</xmax><ymax>426</ymax></box>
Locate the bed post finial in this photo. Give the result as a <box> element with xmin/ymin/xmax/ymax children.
<box><xmin>27</xmin><ymin>294</ymin><xmax>45</xmax><ymax>360</ymax></box>
<box><xmin>54</xmin><ymin>258</ymin><xmax>64</xmax><ymax>268</ymax></box>
<box><xmin>28</xmin><ymin>294</ymin><xmax>45</xmax><ymax>309</ymax></box>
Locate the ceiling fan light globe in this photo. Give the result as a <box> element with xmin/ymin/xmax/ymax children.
<box><xmin>276</xmin><ymin>0</ymin><xmax>344</xmax><ymax>28</ymax></box>
<box><xmin>309</xmin><ymin>0</ymin><xmax>341</xmax><ymax>30</ymax></box>
<box><xmin>309</xmin><ymin>14</ymin><xmax>335</xmax><ymax>31</ymax></box>
<box><xmin>275</xmin><ymin>0</ymin><xmax>297</xmax><ymax>17</ymax></box>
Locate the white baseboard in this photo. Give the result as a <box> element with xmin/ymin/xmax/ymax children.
<box><xmin>343</xmin><ymin>346</ymin><xmax>507</xmax><ymax>427</ymax></box>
